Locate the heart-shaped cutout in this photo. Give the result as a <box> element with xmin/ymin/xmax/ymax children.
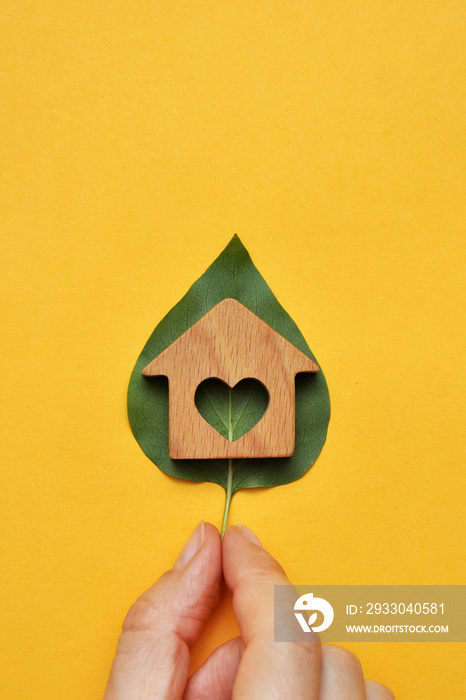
<box><xmin>195</xmin><ymin>378</ymin><xmax>269</xmax><ymax>441</ymax></box>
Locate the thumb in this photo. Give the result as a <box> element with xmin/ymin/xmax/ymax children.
<box><xmin>222</xmin><ymin>525</ymin><xmax>321</xmax><ymax>700</ymax></box>
<box><xmin>104</xmin><ymin>521</ymin><xmax>222</xmax><ymax>700</ymax></box>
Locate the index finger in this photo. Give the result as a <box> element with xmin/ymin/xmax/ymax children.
<box><xmin>222</xmin><ymin>525</ymin><xmax>321</xmax><ymax>700</ymax></box>
<box><xmin>104</xmin><ymin>521</ymin><xmax>222</xmax><ymax>700</ymax></box>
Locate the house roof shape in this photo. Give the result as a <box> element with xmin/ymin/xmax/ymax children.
<box><xmin>142</xmin><ymin>298</ymin><xmax>319</xmax><ymax>459</ymax></box>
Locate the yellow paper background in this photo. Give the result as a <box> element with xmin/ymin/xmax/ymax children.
<box><xmin>1</xmin><ymin>1</ymin><xmax>465</xmax><ymax>698</ymax></box>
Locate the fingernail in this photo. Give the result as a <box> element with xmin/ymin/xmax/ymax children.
<box><xmin>236</xmin><ymin>523</ymin><xmax>262</xmax><ymax>547</ymax></box>
<box><xmin>173</xmin><ymin>520</ymin><xmax>205</xmax><ymax>569</ymax></box>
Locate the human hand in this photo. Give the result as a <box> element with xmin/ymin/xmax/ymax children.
<box><xmin>104</xmin><ymin>522</ymin><xmax>395</xmax><ymax>699</ymax></box>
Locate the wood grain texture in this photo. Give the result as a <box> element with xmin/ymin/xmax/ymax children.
<box><xmin>142</xmin><ymin>298</ymin><xmax>319</xmax><ymax>459</ymax></box>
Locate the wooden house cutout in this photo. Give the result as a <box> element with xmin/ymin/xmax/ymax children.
<box><xmin>142</xmin><ymin>298</ymin><xmax>319</xmax><ymax>459</ymax></box>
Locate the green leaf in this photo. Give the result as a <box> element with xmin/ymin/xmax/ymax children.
<box><xmin>127</xmin><ymin>235</ymin><xmax>330</xmax><ymax>532</ymax></box>
<box><xmin>195</xmin><ymin>378</ymin><xmax>269</xmax><ymax>441</ymax></box>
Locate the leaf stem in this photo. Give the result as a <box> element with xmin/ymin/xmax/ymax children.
<box><xmin>220</xmin><ymin>388</ymin><xmax>234</xmax><ymax>538</ymax></box>
<box><xmin>220</xmin><ymin>458</ymin><xmax>233</xmax><ymax>538</ymax></box>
